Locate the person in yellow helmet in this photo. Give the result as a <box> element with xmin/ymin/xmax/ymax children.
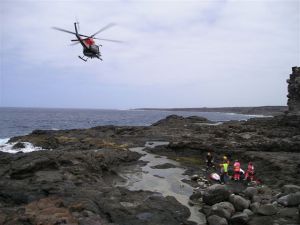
<box><xmin>220</xmin><ymin>155</ymin><xmax>229</xmax><ymax>184</ymax></box>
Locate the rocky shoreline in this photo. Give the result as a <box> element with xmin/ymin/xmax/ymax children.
<box><xmin>0</xmin><ymin>67</ymin><xmax>299</xmax><ymax>225</ymax></box>
<box><xmin>1</xmin><ymin>112</ymin><xmax>299</xmax><ymax>225</ymax></box>
<box><xmin>135</xmin><ymin>106</ymin><xmax>287</xmax><ymax>116</ymax></box>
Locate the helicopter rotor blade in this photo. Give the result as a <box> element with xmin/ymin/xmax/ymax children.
<box><xmin>52</xmin><ymin>27</ymin><xmax>90</xmax><ymax>38</ymax></box>
<box><xmin>91</xmin><ymin>23</ymin><xmax>116</xmax><ymax>37</ymax></box>
<box><xmin>70</xmin><ymin>41</ymin><xmax>80</xmax><ymax>46</ymax></box>
<box><xmin>75</xmin><ymin>16</ymin><xmax>80</xmax><ymax>31</ymax></box>
<box><xmin>94</xmin><ymin>37</ymin><xmax>123</xmax><ymax>43</ymax></box>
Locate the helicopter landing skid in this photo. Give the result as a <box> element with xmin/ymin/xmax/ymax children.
<box><xmin>78</xmin><ymin>56</ymin><xmax>87</xmax><ymax>62</ymax></box>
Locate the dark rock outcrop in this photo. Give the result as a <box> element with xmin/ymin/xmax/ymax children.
<box><xmin>287</xmin><ymin>67</ymin><xmax>300</xmax><ymax>115</ymax></box>
<box><xmin>12</xmin><ymin>142</ymin><xmax>25</xmax><ymax>149</ymax></box>
<box><xmin>0</xmin><ymin>148</ymin><xmax>192</xmax><ymax>225</ymax></box>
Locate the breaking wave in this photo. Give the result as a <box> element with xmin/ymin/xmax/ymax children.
<box><xmin>0</xmin><ymin>138</ymin><xmax>44</xmax><ymax>154</ymax></box>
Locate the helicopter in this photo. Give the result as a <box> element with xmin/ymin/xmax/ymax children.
<box><xmin>52</xmin><ymin>22</ymin><xmax>121</xmax><ymax>62</ymax></box>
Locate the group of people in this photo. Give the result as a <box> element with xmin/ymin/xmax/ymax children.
<box><xmin>206</xmin><ymin>152</ymin><xmax>255</xmax><ymax>184</ymax></box>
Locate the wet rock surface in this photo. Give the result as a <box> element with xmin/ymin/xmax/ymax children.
<box><xmin>0</xmin><ymin>147</ymin><xmax>193</xmax><ymax>225</ymax></box>
<box><xmin>150</xmin><ymin>162</ymin><xmax>177</xmax><ymax>169</ymax></box>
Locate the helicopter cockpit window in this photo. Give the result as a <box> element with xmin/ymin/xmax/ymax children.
<box><xmin>90</xmin><ymin>45</ymin><xmax>99</xmax><ymax>52</ymax></box>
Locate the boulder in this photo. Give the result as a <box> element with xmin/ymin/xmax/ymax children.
<box><xmin>243</xmin><ymin>208</ymin><xmax>254</xmax><ymax>216</ymax></box>
<box><xmin>282</xmin><ymin>184</ymin><xmax>300</xmax><ymax>194</ymax></box>
<box><xmin>191</xmin><ymin>174</ymin><xmax>199</xmax><ymax>181</ymax></box>
<box><xmin>277</xmin><ymin>192</ymin><xmax>300</xmax><ymax>206</ymax></box>
<box><xmin>203</xmin><ymin>184</ymin><xmax>230</xmax><ymax>205</ymax></box>
<box><xmin>207</xmin><ymin>215</ymin><xmax>228</xmax><ymax>225</ymax></box>
<box><xmin>229</xmin><ymin>194</ymin><xmax>250</xmax><ymax>211</ymax></box>
<box><xmin>248</xmin><ymin>216</ymin><xmax>274</xmax><ymax>225</ymax></box>
<box><xmin>229</xmin><ymin>212</ymin><xmax>249</xmax><ymax>225</ymax></box>
<box><xmin>250</xmin><ymin>202</ymin><xmax>260</xmax><ymax>213</ymax></box>
<box><xmin>209</xmin><ymin>202</ymin><xmax>235</xmax><ymax>220</ymax></box>
<box><xmin>252</xmin><ymin>195</ymin><xmax>261</xmax><ymax>203</ymax></box>
<box><xmin>278</xmin><ymin>207</ymin><xmax>298</xmax><ymax>219</ymax></box>
<box><xmin>201</xmin><ymin>204</ymin><xmax>211</xmax><ymax>215</ymax></box>
<box><xmin>189</xmin><ymin>191</ymin><xmax>202</xmax><ymax>201</ymax></box>
<box><xmin>244</xmin><ymin>187</ymin><xmax>258</xmax><ymax>199</ymax></box>
<box><xmin>257</xmin><ymin>204</ymin><xmax>278</xmax><ymax>216</ymax></box>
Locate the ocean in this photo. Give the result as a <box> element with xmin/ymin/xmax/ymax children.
<box><xmin>0</xmin><ymin>107</ymin><xmax>260</xmax><ymax>140</ymax></box>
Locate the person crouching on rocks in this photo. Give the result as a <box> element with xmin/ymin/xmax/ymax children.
<box><xmin>220</xmin><ymin>156</ymin><xmax>229</xmax><ymax>184</ymax></box>
<box><xmin>206</xmin><ymin>152</ymin><xmax>214</xmax><ymax>170</ymax></box>
<box><xmin>244</xmin><ymin>162</ymin><xmax>255</xmax><ymax>182</ymax></box>
<box><xmin>233</xmin><ymin>159</ymin><xmax>241</xmax><ymax>181</ymax></box>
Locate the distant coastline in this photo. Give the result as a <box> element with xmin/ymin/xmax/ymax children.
<box><xmin>134</xmin><ymin>106</ymin><xmax>287</xmax><ymax>116</ymax></box>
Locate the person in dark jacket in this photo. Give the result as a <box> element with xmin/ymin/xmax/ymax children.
<box><xmin>206</xmin><ymin>152</ymin><xmax>214</xmax><ymax>170</ymax></box>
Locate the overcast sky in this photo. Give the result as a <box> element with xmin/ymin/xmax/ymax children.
<box><xmin>0</xmin><ymin>0</ymin><xmax>299</xmax><ymax>109</ymax></box>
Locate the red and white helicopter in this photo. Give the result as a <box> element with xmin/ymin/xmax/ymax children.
<box><xmin>52</xmin><ymin>22</ymin><xmax>121</xmax><ymax>62</ymax></box>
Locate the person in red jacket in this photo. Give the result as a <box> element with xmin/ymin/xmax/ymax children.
<box><xmin>233</xmin><ymin>159</ymin><xmax>241</xmax><ymax>181</ymax></box>
<box><xmin>244</xmin><ymin>162</ymin><xmax>255</xmax><ymax>181</ymax></box>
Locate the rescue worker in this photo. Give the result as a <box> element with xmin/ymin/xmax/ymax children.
<box><xmin>233</xmin><ymin>159</ymin><xmax>241</xmax><ymax>181</ymax></box>
<box><xmin>206</xmin><ymin>152</ymin><xmax>214</xmax><ymax>170</ymax></box>
<box><xmin>220</xmin><ymin>156</ymin><xmax>229</xmax><ymax>184</ymax></box>
<box><xmin>244</xmin><ymin>162</ymin><xmax>255</xmax><ymax>182</ymax></box>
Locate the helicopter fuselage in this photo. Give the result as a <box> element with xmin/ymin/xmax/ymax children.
<box><xmin>83</xmin><ymin>45</ymin><xmax>100</xmax><ymax>58</ymax></box>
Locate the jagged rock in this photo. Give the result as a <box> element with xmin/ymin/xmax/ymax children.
<box><xmin>229</xmin><ymin>194</ymin><xmax>250</xmax><ymax>211</ymax></box>
<box><xmin>287</xmin><ymin>67</ymin><xmax>300</xmax><ymax>116</ymax></box>
<box><xmin>277</xmin><ymin>192</ymin><xmax>300</xmax><ymax>206</ymax></box>
<box><xmin>209</xmin><ymin>202</ymin><xmax>235</xmax><ymax>219</ymax></box>
<box><xmin>244</xmin><ymin>187</ymin><xmax>258</xmax><ymax>199</ymax></box>
<box><xmin>24</xmin><ymin>197</ymin><xmax>78</xmax><ymax>225</ymax></box>
<box><xmin>229</xmin><ymin>212</ymin><xmax>249</xmax><ymax>225</ymax></box>
<box><xmin>207</xmin><ymin>215</ymin><xmax>228</xmax><ymax>225</ymax></box>
<box><xmin>12</xmin><ymin>142</ymin><xmax>25</xmax><ymax>149</ymax></box>
<box><xmin>282</xmin><ymin>184</ymin><xmax>300</xmax><ymax>194</ymax></box>
<box><xmin>203</xmin><ymin>184</ymin><xmax>230</xmax><ymax>205</ymax></box>
<box><xmin>257</xmin><ymin>203</ymin><xmax>278</xmax><ymax>216</ymax></box>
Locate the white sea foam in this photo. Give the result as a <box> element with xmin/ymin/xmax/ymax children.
<box><xmin>0</xmin><ymin>139</ymin><xmax>44</xmax><ymax>154</ymax></box>
<box><xmin>0</xmin><ymin>138</ymin><xmax>9</xmax><ymax>145</ymax></box>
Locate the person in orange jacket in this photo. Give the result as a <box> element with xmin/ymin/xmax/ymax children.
<box><xmin>233</xmin><ymin>159</ymin><xmax>241</xmax><ymax>181</ymax></box>
<box><xmin>244</xmin><ymin>162</ymin><xmax>255</xmax><ymax>181</ymax></box>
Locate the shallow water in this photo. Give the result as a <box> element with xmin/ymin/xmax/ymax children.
<box><xmin>116</xmin><ymin>142</ymin><xmax>206</xmax><ymax>225</ymax></box>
